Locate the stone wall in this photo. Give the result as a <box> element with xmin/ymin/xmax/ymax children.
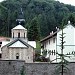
<box><xmin>24</xmin><ymin>63</ymin><xmax>74</xmax><ymax>75</ymax></box>
<box><xmin>2</xmin><ymin>44</ymin><xmax>34</xmax><ymax>63</ymax></box>
<box><xmin>0</xmin><ymin>60</ymin><xmax>25</xmax><ymax>75</ymax></box>
<box><xmin>0</xmin><ymin>60</ymin><xmax>75</xmax><ymax>75</ymax></box>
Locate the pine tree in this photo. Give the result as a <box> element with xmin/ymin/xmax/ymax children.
<box><xmin>52</xmin><ymin>23</ymin><xmax>71</xmax><ymax>75</ymax></box>
<box><xmin>68</xmin><ymin>13</ymin><xmax>75</xmax><ymax>26</ymax></box>
<box><xmin>20</xmin><ymin>66</ymin><xmax>26</xmax><ymax>75</ymax></box>
<box><xmin>28</xmin><ymin>17</ymin><xmax>40</xmax><ymax>41</ymax></box>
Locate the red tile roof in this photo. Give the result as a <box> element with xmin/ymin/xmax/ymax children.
<box><xmin>0</xmin><ymin>37</ymin><xmax>10</xmax><ymax>41</ymax></box>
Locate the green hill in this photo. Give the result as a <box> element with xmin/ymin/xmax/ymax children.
<box><xmin>0</xmin><ymin>0</ymin><xmax>75</xmax><ymax>40</ymax></box>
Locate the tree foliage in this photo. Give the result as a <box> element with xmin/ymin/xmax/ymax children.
<box><xmin>20</xmin><ymin>66</ymin><xmax>26</xmax><ymax>75</ymax></box>
<box><xmin>52</xmin><ymin>24</ymin><xmax>71</xmax><ymax>75</ymax></box>
<box><xmin>0</xmin><ymin>0</ymin><xmax>75</xmax><ymax>39</ymax></box>
<box><xmin>28</xmin><ymin>17</ymin><xmax>40</xmax><ymax>41</ymax></box>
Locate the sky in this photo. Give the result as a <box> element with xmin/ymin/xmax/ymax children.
<box><xmin>0</xmin><ymin>0</ymin><xmax>4</xmax><ymax>2</ymax></box>
<box><xmin>0</xmin><ymin>0</ymin><xmax>75</xmax><ymax>6</ymax></box>
<box><xmin>56</xmin><ymin>0</ymin><xmax>75</xmax><ymax>6</ymax></box>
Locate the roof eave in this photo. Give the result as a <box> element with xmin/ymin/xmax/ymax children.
<box><xmin>40</xmin><ymin>31</ymin><xmax>58</xmax><ymax>42</ymax></box>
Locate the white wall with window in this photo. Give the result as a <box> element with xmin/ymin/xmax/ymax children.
<box><xmin>41</xmin><ymin>21</ymin><xmax>75</xmax><ymax>62</ymax></box>
<box><xmin>57</xmin><ymin>24</ymin><xmax>75</xmax><ymax>62</ymax></box>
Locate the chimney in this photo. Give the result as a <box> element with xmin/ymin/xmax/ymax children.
<box><xmin>57</xmin><ymin>28</ymin><xmax>59</xmax><ymax>31</ymax></box>
<box><xmin>50</xmin><ymin>32</ymin><xmax>52</xmax><ymax>35</ymax></box>
<box><xmin>50</xmin><ymin>31</ymin><xmax>53</xmax><ymax>35</ymax></box>
<box><xmin>52</xmin><ymin>31</ymin><xmax>53</xmax><ymax>34</ymax></box>
<box><xmin>68</xmin><ymin>21</ymin><xmax>71</xmax><ymax>24</ymax></box>
<box><xmin>56</xmin><ymin>27</ymin><xmax>57</xmax><ymax>30</ymax></box>
<box><xmin>56</xmin><ymin>27</ymin><xmax>59</xmax><ymax>31</ymax></box>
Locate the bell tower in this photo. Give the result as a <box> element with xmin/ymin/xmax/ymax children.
<box><xmin>11</xmin><ymin>7</ymin><xmax>28</xmax><ymax>42</ymax></box>
<box><xmin>16</xmin><ymin>7</ymin><xmax>25</xmax><ymax>26</ymax></box>
<box><xmin>11</xmin><ymin>22</ymin><xmax>28</xmax><ymax>42</ymax></box>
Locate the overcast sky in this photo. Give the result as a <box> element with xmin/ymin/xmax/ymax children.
<box><xmin>56</xmin><ymin>0</ymin><xmax>75</xmax><ymax>6</ymax></box>
<box><xmin>0</xmin><ymin>0</ymin><xmax>75</xmax><ymax>6</ymax></box>
<box><xmin>0</xmin><ymin>0</ymin><xmax>4</xmax><ymax>2</ymax></box>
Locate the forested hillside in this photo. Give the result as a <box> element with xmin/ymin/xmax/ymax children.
<box><xmin>0</xmin><ymin>0</ymin><xmax>75</xmax><ymax>40</ymax></box>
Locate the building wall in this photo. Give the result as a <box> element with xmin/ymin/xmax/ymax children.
<box><xmin>57</xmin><ymin>25</ymin><xmax>75</xmax><ymax>62</ymax></box>
<box><xmin>41</xmin><ymin>24</ymin><xmax>75</xmax><ymax>62</ymax></box>
<box><xmin>0</xmin><ymin>60</ymin><xmax>75</xmax><ymax>75</ymax></box>
<box><xmin>41</xmin><ymin>36</ymin><xmax>57</xmax><ymax>62</ymax></box>
<box><xmin>2</xmin><ymin>46</ymin><xmax>33</xmax><ymax>63</ymax></box>
<box><xmin>12</xmin><ymin>29</ymin><xmax>27</xmax><ymax>38</ymax></box>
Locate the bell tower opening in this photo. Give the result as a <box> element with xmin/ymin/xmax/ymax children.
<box><xmin>11</xmin><ymin>7</ymin><xmax>28</xmax><ymax>41</ymax></box>
<box><xmin>16</xmin><ymin>53</ymin><xmax>19</xmax><ymax>59</ymax></box>
<box><xmin>18</xmin><ymin>32</ymin><xmax>20</xmax><ymax>38</ymax></box>
<box><xmin>13</xmin><ymin>32</ymin><xmax>14</xmax><ymax>38</ymax></box>
<box><xmin>24</xmin><ymin>33</ymin><xmax>25</xmax><ymax>38</ymax></box>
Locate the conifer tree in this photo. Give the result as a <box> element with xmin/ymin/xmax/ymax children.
<box><xmin>51</xmin><ymin>23</ymin><xmax>71</xmax><ymax>75</ymax></box>
<box><xmin>20</xmin><ymin>66</ymin><xmax>26</xmax><ymax>75</ymax></box>
<box><xmin>28</xmin><ymin>17</ymin><xmax>40</xmax><ymax>41</ymax></box>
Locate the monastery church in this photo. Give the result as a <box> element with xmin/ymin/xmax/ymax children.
<box><xmin>0</xmin><ymin>22</ymin><xmax>36</xmax><ymax>63</ymax></box>
<box><xmin>0</xmin><ymin>8</ymin><xmax>36</xmax><ymax>63</ymax></box>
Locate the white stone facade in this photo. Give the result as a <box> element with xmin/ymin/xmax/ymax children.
<box><xmin>1</xmin><ymin>24</ymin><xmax>36</xmax><ymax>63</ymax></box>
<box><xmin>2</xmin><ymin>43</ymin><xmax>33</xmax><ymax>63</ymax></box>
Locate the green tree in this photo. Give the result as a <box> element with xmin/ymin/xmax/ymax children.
<box><xmin>51</xmin><ymin>23</ymin><xmax>71</xmax><ymax>75</ymax></box>
<box><xmin>37</xmin><ymin>14</ymin><xmax>49</xmax><ymax>38</ymax></box>
<box><xmin>20</xmin><ymin>66</ymin><xmax>26</xmax><ymax>75</ymax></box>
<box><xmin>0</xmin><ymin>0</ymin><xmax>75</xmax><ymax>38</ymax></box>
<box><xmin>28</xmin><ymin>17</ymin><xmax>40</xmax><ymax>41</ymax></box>
<box><xmin>68</xmin><ymin>13</ymin><xmax>75</xmax><ymax>25</ymax></box>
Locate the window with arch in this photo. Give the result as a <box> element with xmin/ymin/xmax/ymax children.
<box><xmin>0</xmin><ymin>54</ymin><xmax>2</xmax><ymax>58</ymax></box>
<box><xmin>24</xmin><ymin>33</ymin><xmax>25</xmax><ymax>38</ymax></box>
<box><xmin>13</xmin><ymin>32</ymin><xmax>14</xmax><ymax>38</ymax></box>
<box><xmin>16</xmin><ymin>53</ymin><xmax>19</xmax><ymax>59</ymax></box>
<box><xmin>18</xmin><ymin>32</ymin><xmax>20</xmax><ymax>38</ymax></box>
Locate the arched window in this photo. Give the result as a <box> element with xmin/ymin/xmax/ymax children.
<box><xmin>16</xmin><ymin>53</ymin><xmax>19</xmax><ymax>59</ymax></box>
<box><xmin>0</xmin><ymin>54</ymin><xmax>2</xmax><ymax>58</ymax></box>
<box><xmin>18</xmin><ymin>32</ymin><xmax>20</xmax><ymax>38</ymax></box>
<box><xmin>13</xmin><ymin>32</ymin><xmax>14</xmax><ymax>38</ymax></box>
<box><xmin>54</xmin><ymin>50</ymin><xmax>55</xmax><ymax>55</ymax></box>
<box><xmin>24</xmin><ymin>33</ymin><xmax>25</xmax><ymax>38</ymax></box>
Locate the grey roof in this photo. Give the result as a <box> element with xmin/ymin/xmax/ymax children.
<box><xmin>40</xmin><ymin>22</ymin><xmax>74</xmax><ymax>42</ymax></box>
<box><xmin>12</xmin><ymin>25</ymin><xmax>27</xmax><ymax>30</ymax></box>
<box><xmin>40</xmin><ymin>31</ymin><xmax>58</xmax><ymax>42</ymax></box>
<box><xmin>2</xmin><ymin>38</ymin><xmax>34</xmax><ymax>49</ymax></box>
